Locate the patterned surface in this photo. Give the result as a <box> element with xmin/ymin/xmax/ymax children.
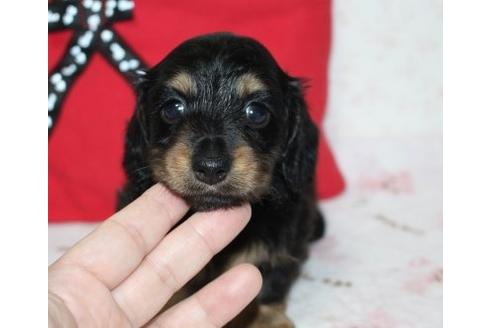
<box><xmin>288</xmin><ymin>0</ymin><xmax>442</xmax><ymax>326</ymax></box>
<box><xmin>48</xmin><ymin>0</ymin><xmax>443</xmax><ymax>326</ymax></box>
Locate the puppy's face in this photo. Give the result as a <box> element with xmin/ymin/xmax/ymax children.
<box><xmin>136</xmin><ymin>34</ymin><xmax>314</xmax><ymax>210</ymax></box>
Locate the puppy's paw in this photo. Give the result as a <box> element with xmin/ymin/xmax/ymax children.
<box><xmin>248</xmin><ymin>304</ymin><xmax>294</xmax><ymax>328</ymax></box>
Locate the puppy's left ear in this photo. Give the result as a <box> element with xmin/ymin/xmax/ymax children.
<box><xmin>281</xmin><ymin>77</ymin><xmax>319</xmax><ymax>193</ymax></box>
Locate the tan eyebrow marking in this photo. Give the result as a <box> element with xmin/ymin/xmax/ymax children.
<box><xmin>166</xmin><ymin>72</ymin><xmax>197</xmax><ymax>95</ymax></box>
<box><xmin>236</xmin><ymin>73</ymin><xmax>266</xmax><ymax>97</ymax></box>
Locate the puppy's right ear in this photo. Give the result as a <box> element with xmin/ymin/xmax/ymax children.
<box><xmin>122</xmin><ymin>70</ymin><xmax>151</xmax><ymax>181</ymax></box>
<box><xmin>134</xmin><ymin>69</ymin><xmax>150</xmax><ymax>145</ymax></box>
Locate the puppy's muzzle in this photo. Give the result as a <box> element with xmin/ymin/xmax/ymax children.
<box><xmin>192</xmin><ymin>136</ymin><xmax>231</xmax><ymax>185</ymax></box>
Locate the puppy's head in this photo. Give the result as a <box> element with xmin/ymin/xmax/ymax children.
<box><xmin>133</xmin><ymin>33</ymin><xmax>318</xmax><ymax>210</ymax></box>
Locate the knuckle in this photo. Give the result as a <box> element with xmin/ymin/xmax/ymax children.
<box><xmin>142</xmin><ymin>256</ymin><xmax>181</xmax><ymax>294</ymax></box>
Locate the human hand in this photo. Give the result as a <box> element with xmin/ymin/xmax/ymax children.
<box><xmin>49</xmin><ymin>184</ymin><xmax>262</xmax><ymax>327</ymax></box>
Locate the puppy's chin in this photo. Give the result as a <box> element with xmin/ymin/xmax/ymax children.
<box><xmin>156</xmin><ymin>171</ymin><xmax>269</xmax><ymax>210</ymax></box>
<box><xmin>156</xmin><ymin>179</ymin><xmax>251</xmax><ymax>211</ymax></box>
<box><xmin>183</xmin><ymin>193</ymin><xmax>246</xmax><ymax>211</ymax></box>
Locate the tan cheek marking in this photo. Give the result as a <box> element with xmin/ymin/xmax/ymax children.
<box><xmin>236</xmin><ymin>73</ymin><xmax>266</xmax><ymax>97</ymax></box>
<box><xmin>230</xmin><ymin>146</ymin><xmax>263</xmax><ymax>193</ymax></box>
<box><xmin>230</xmin><ymin>145</ymin><xmax>272</xmax><ymax>197</ymax></box>
<box><xmin>150</xmin><ymin>142</ymin><xmax>192</xmax><ymax>193</ymax></box>
<box><xmin>166</xmin><ymin>72</ymin><xmax>197</xmax><ymax>95</ymax></box>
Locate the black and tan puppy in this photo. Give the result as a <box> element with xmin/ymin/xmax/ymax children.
<box><xmin>118</xmin><ymin>32</ymin><xmax>325</xmax><ymax>327</ymax></box>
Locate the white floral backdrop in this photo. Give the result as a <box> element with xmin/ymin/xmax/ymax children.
<box><xmin>288</xmin><ymin>0</ymin><xmax>442</xmax><ymax>326</ymax></box>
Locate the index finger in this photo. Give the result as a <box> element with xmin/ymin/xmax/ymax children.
<box><xmin>50</xmin><ymin>184</ymin><xmax>189</xmax><ymax>289</ymax></box>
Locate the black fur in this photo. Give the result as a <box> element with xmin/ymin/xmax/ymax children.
<box><xmin>118</xmin><ymin>32</ymin><xmax>325</xmax><ymax>323</ymax></box>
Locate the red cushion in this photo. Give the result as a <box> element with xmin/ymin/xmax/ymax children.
<box><xmin>48</xmin><ymin>0</ymin><xmax>345</xmax><ymax>222</ymax></box>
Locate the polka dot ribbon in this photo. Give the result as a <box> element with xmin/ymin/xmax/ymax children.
<box><xmin>48</xmin><ymin>0</ymin><xmax>147</xmax><ymax>134</ymax></box>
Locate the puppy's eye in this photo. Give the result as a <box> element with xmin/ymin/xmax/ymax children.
<box><xmin>244</xmin><ymin>102</ymin><xmax>270</xmax><ymax>128</ymax></box>
<box><xmin>160</xmin><ymin>99</ymin><xmax>185</xmax><ymax>124</ymax></box>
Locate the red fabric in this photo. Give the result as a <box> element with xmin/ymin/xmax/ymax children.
<box><xmin>49</xmin><ymin>0</ymin><xmax>345</xmax><ymax>222</ymax></box>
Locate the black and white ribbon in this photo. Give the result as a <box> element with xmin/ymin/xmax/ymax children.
<box><xmin>48</xmin><ymin>0</ymin><xmax>147</xmax><ymax>134</ymax></box>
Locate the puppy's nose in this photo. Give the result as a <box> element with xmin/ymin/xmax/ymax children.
<box><xmin>192</xmin><ymin>136</ymin><xmax>231</xmax><ymax>185</ymax></box>
<box><xmin>192</xmin><ymin>157</ymin><xmax>230</xmax><ymax>185</ymax></box>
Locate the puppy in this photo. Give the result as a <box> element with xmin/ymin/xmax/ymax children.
<box><xmin>118</xmin><ymin>32</ymin><xmax>325</xmax><ymax>327</ymax></box>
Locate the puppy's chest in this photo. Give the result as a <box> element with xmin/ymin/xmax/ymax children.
<box><xmin>220</xmin><ymin>235</ymin><xmax>296</xmax><ymax>271</ymax></box>
<box><xmin>220</xmin><ymin>205</ymin><xmax>299</xmax><ymax>268</ymax></box>
<box><xmin>225</xmin><ymin>240</ymin><xmax>272</xmax><ymax>268</ymax></box>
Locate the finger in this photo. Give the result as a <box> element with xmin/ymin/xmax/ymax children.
<box><xmin>52</xmin><ymin>184</ymin><xmax>189</xmax><ymax>288</ymax></box>
<box><xmin>112</xmin><ymin>204</ymin><xmax>251</xmax><ymax>327</ymax></box>
<box><xmin>149</xmin><ymin>264</ymin><xmax>262</xmax><ymax>328</ymax></box>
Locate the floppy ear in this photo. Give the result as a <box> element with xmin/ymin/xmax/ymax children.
<box><xmin>133</xmin><ymin>70</ymin><xmax>151</xmax><ymax>145</ymax></box>
<box><xmin>281</xmin><ymin>78</ymin><xmax>319</xmax><ymax>193</ymax></box>
<box><xmin>121</xmin><ymin>71</ymin><xmax>153</xmax><ymax>195</ymax></box>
